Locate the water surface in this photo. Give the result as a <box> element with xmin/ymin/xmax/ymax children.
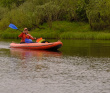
<box><xmin>0</xmin><ymin>39</ymin><xmax>110</xmax><ymax>93</ymax></box>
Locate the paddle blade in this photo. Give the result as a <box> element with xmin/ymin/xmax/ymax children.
<box><xmin>9</xmin><ymin>23</ymin><xmax>18</xmax><ymax>29</ymax></box>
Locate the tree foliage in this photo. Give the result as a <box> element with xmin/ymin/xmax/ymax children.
<box><xmin>0</xmin><ymin>0</ymin><xmax>110</xmax><ymax>30</ymax></box>
<box><xmin>0</xmin><ymin>0</ymin><xmax>26</xmax><ymax>9</ymax></box>
<box><xmin>86</xmin><ymin>0</ymin><xmax>110</xmax><ymax>30</ymax></box>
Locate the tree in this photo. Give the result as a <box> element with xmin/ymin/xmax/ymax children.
<box><xmin>0</xmin><ymin>0</ymin><xmax>27</xmax><ymax>9</ymax></box>
<box><xmin>86</xmin><ymin>0</ymin><xmax>110</xmax><ymax>30</ymax></box>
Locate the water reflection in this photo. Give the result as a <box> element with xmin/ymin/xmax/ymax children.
<box><xmin>10</xmin><ymin>48</ymin><xmax>62</xmax><ymax>59</ymax></box>
<box><xmin>10</xmin><ymin>48</ymin><xmax>62</xmax><ymax>73</ymax></box>
<box><xmin>61</xmin><ymin>40</ymin><xmax>110</xmax><ymax>57</ymax></box>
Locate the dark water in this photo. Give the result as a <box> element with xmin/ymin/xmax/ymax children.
<box><xmin>0</xmin><ymin>39</ymin><xmax>110</xmax><ymax>93</ymax></box>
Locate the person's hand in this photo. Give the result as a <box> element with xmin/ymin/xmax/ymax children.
<box><xmin>34</xmin><ymin>38</ymin><xmax>36</xmax><ymax>39</ymax></box>
<box><xmin>23</xmin><ymin>31</ymin><xmax>27</xmax><ymax>34</ymax></box>
<box><xmin>23</xmin><ymin>31</ymin><xmax>26</xmax><ymax>34</ymax></box>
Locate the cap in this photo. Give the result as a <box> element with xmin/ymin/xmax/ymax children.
<box><xmin>24</xmin><ymin>28</ymin><xmax>28</xmax><ymax>31</ymax></box>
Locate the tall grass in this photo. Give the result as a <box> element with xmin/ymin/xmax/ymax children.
<box><xmin>60</xmin><ymin>32</ymin><xmax>110</xmax><ymax>40</ymax></box>
<box><xmin>1</xmin><ymin>21</ymin><xmax>110</xmax><ymax>40</ymax></box>
<box><xmin>0</xmin><ymin>28</ymin><xmax>20</xmax><ymax>39</ymax></box>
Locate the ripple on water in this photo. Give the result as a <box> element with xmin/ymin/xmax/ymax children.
<box><xmin>0</xmin><ymin>42</ymin><xmax>10</xmax><ymax>49</ymax></box>
<box><xmin>0</xmin><ymin>55</ymin><xmax>110</xmax><ymax>93</ymax></box>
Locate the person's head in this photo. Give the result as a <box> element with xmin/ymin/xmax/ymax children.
<box><xmin>24</xmin><ymin>28</ymin><xmax>28</xmax><ymax>34</ymax></box>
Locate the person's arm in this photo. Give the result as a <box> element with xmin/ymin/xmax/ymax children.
<box><xmin>27</xmin><ymin>34</ymin><xmax>36</xmax><ymax>40</ymax></box>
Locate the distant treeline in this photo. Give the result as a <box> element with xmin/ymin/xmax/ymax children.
<box><xmin>0</xmin><ymin>0</ymin><xmax>110</xmax><ymax>30</ymax></box>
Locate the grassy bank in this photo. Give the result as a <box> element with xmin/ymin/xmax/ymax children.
<box><xmin>1</xmin><ymin>21</ymin><xmax>110</xmax><ymax>40</ymax></box>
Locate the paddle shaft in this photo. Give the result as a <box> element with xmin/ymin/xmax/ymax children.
<box><xmin>18</xmin><ymin>29</ymin><xmax>22</xmax><ymax>32</ymax></box>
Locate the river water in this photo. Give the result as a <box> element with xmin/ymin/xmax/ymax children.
<box><xmin>0</xmin><ymin>39</ymin><xmax>110</xmax><ymax>93</ymax></box>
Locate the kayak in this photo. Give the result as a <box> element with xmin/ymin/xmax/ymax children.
<box><xmin>10</xmin><ymin>41</ymin><xmax>63</xmax><ymax>50</ymax></box>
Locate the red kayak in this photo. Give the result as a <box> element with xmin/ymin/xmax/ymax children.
<box><xmin>10</xmin><ymin>41</ymin><xmax>63</xmax><ymax>50</ymax></box>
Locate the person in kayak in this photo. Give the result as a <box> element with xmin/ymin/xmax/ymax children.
<box><xmin>18</xmin><ymin>28</ymin><xmax>36</xmax><ymax>43</ymax></box>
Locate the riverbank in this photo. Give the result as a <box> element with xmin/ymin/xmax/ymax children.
<box><xmin>1</xmin><ymin>21</ymin><xmax>110</xmax><ymax>40</ymax></box>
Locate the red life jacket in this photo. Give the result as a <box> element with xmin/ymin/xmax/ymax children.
<box><xmin>18</xmin><ymin>32</ymin><xmax>34</xmax><ymax>42</ymax></box>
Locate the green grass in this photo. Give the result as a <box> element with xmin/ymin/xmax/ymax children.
<box><xmin>1</xmin><ymin>21</ymin><xmax>110</xmax><ymax>40</ymax></box>
<box><xmin>0</xmin><ymin>28</ymin><xmax>20</xmax><ymax>39</ymax></box>
<box><xmin>60</xmin><ymin>32</ymin><xmax>110</xmax><ymax>40</ymax></box>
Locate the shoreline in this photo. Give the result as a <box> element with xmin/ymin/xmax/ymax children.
<box><xmin>1</xmin><ymin>31</ymin><xmax>110</xmax><ymax>40</ymax></box>
<box><xmin>1</xmin><ymin>21</ymin><xmax>110</xmax><ymax>40</ymax></box>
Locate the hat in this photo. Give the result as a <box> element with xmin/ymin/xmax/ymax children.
<box><xmin>24</xmin><ymin>28</ymin><xmax>28</xmax><ymax>31</ymax></box>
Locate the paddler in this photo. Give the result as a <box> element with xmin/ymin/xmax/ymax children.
<box><xmin>18</xmin><ymin>28</ymin><xmax>36</xmax><ymax>43</ymax></box>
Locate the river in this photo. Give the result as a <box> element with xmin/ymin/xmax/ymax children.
<box><xmin>0</xmin><ymin>39</ymin><xmax>110</xmax><ymax>93</ymax></box>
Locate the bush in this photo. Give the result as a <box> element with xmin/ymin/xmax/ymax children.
<box><xmin>86</xmin><ymin>0</ymin><xmax>110</xmax><ymax>30</ymax></box>
<box><xmin>0</xmin><ymin>0</ymin><xmax>110</xmax><ymax>31</ymax></box>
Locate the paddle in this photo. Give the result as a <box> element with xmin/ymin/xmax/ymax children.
<box><xmin>9</xmin><ymin>23</ymin><xmax>22</xmax><ymax>32</ymax></box>
<box><xmin>9</xmin><ymin>23</ymin><xmax>43</xmax><ymax>43</ymax></box>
